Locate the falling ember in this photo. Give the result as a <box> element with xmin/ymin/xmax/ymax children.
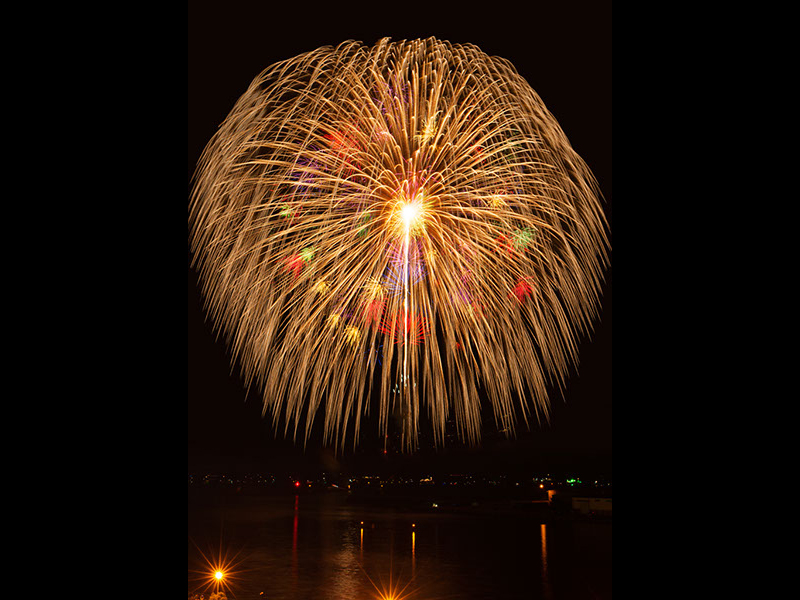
<box><xmin>189</xmin><ymin>37</ymin><xmax>610</xmax><ymax>451</ymax></box>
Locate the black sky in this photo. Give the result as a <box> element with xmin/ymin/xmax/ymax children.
<box><xmin>188</xmin><ymin>2</ymin><xmax>612</xmax><ymax>479</ymax></box>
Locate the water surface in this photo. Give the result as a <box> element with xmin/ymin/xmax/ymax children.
<box><xmin>188</xmin><ymin>491</ymin><xmax>611</xmax><ymax>599</ymax></box>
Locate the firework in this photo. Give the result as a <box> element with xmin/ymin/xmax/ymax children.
<box><xmin>189</xmin><ymin>37</ymin><xmax>609</xmax><ymax>451</ymax></box>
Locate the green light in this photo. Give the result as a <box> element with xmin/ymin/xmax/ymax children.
<box><xmin>299</xmin><ymin>247</ymin><xmax>315</xmax><ymax>263</ymax></box>
<box><xmin>512</xmin><ymin>227</ymin><xmax>537</xmax><ymax>250</ymax></box>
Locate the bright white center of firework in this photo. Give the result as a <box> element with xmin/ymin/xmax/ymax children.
<box><xmin>401</xmin><ymin>202</ymin><xmax>421</xmax><ymax>228</ymax></box>
<box><xmin>214</xmin><ymin>571</ymin><xmax>224</xmax><ymax>580</ymax></box>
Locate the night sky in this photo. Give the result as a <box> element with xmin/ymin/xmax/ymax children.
<box><xmin>188</xmin><ymin>2</ymin><xmax>611</xmax><ymax>480</ymax></box>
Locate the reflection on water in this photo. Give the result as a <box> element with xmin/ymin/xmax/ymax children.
<box><xmin>412</xmin><ymin>527</ymin><xmax>416</xmax><ymax>579</ymax></box>
<box><xmin>188</xmin><ymin>491</ymin><xmax>611</xmax><ymax>599</ymax></box>
<box><xmin>541</xmin><ymin>523</ymin><xmax>553</xmax><ymax>600</ymax></box>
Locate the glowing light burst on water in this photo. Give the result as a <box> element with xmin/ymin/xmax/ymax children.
<box><xmin>189</xmin><ymin>37</ymin><xmax>610</xmax><ymax>451</ymax></box>
<box><xmin>366</xmin><ymin>569</ymin><xmax>418</xmax><ymax>600</ymax></box>
<box><xmin>359</xmin><ymin>550</ymin><xmax>419</xmax><ymax>600</ymax></box>
<box><xmin>188</xmin><ymin>538</ymin><xmax>248</xmax><ymax>598</ymax></box>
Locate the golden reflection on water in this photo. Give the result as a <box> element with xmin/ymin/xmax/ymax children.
<box><xmin>330</xmin><ymin>528</ymin><xmax>362</xmax><ymax>598</ymax></box>
<box><xmin>541</xmin><ymin>523</ymin><xmax>553</xmax><ymax>600</ymax></box>
<box><xmin>411</xmin><ymin>529</ymin><xmax>416</xmax><ymax>579</ymax></box>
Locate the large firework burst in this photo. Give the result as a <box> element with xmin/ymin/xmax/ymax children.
<box><xmin>189</xmin><ymin>37</ymin><xmax>609</xmax><ymax>451</ymax></box>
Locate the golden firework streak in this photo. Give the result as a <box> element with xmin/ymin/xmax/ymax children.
<box><xmin>189</xmin><ymin>37</ymin><xmax>609</xmax><ymax>451</ymax></box>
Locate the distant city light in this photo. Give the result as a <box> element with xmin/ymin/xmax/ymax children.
<box><xmin>188</xmin><ymin>471</ymin><xmax>609</xmax><ymax>489</ymax></box>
